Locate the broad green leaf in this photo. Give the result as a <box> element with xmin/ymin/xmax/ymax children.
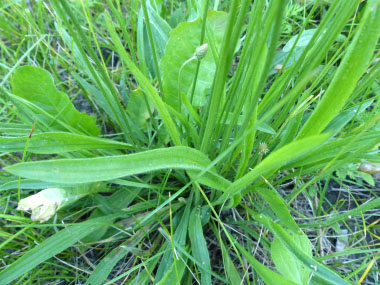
<box><xmin>234</xmin><ymin>238</ymin><xmax>297</xmax><ymax>285</ymax></box>
<box><xmin>251</xmin><ymin>213</ymin><xmax>351</xmax><ymax>285</ymax></box>
<box><xmin>189</xmin><ymin>207</ymin><xmax>212</xmax><ymax>285</ymax></box>
<box><xmin>283</xmin><ymin>29</ymin><xmax>317</xmax><ymax>52</ymax></box>
<box><xmin>272</xmin><ymin>231</ymin><xmax>312</xmax><ymax>284</ymax></box>
<box><xmin>146</xmin><ymin>1</ymin><xmax>171</xmax><ymax>46</ymax></box>
<box><xmin>257</xmin><ymin>188</ymin><xmax>299</xmax><ymax>232</ymax></box>
<box><xmin>156</xmin><ymin>256</ymin><xmax>188</xmax><ymax>285</ymax></box>
<box><xmin>82</xmin><ymin>188</ymin><xmax>142</xmax><ymax>244</ymax></box>
<box><xmin>323</xmin><ymin>101</ymin><xmax>373</xmax><ymax>136</ymax></box>
<box><xmin>257</xmin><ymin>123</ymin><xmax>276</xmax><ymax>135</ymax></box>
<box><xmin>269</xmin><ymin>29</ymin><xmax>317</xmax><ymax>75</ymax></box>
<box><xmin>0</xmin><ymin>214</ymin><xmax>122</xmax><ymax>284</ymax></box>
<box><xmin>0</xmin><ymin>132</ymin><xmax>131</xmax><ymax>154</ymax></box>
<box><xmin>161</xmin><ymin>11</ymin><xmax>227</xmax><ymax>108</ymax></box>
<box><xmin>356</xmin><ymin>171</ymin><xmax>375</xmax><ymax>186</ymax></box>
<box><xmin>1</xmin><ymin>92</ymin><xmax>80</xmax><ymax>135</ymax></box>
<box><xmin>127</xmin><ymin>88</ymin><xmax>154</xmax><ymax>131</ymax></box>
<box><xmin>5</xmin><ymin>147</ymin><xmax>228</xmax><ymax>192</ymax></box>
<box><xmin>297</xmin><ymin>0</ymin><xmax>380</xmax><ymax>139</ymax></box>
<box><xmin>269</xmin><ymin>220</ymin><xmax>350</xmax><ymax>285</ymax></box>
<box><xmin>86</xmin><ymin>235</ymin><xmax>143</xmax><ymax>285</ymax></box>
<box><xmin>11</xmin><ymin>66</ymin><xmax>100</xmax><ymax>136</ymax></box>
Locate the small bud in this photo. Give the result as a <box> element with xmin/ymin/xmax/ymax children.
<box><xmin>274</xmin><ymin>64</ymin><xmax>283</xmax><ymax>73</ymax></box>
<box><xmin>17</xmin><ymin>188</ymin><xmax>67</xmax><ymax>223</ymax></box>
<box><xmin>358</xmin><ymin>162</ymin><xmax>380</xmax><ymax>174</ymax></box>
<box><xmin>194</xmin><ymin>43</ymin><xmax>209</xmax><ymax>60</ymax></box>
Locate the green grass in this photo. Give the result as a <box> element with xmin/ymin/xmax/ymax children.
<box><xmin>1</xmin><ymin>0</ymin><xmax>380</xmax><ymax>284</ymax></box>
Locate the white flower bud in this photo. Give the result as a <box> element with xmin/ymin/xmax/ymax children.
<box><xmin>194</xmin><ymin>43</ymin><xmax>209</xmax><ymax>60</ymax></box>
<box><xmin>17</xmin><ymin>188</ymin><xmax>67</xmax><ymax>223</ymax></box>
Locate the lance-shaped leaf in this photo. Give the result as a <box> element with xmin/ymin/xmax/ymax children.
<box><xmin>0</xmin><ymin>132</ymin><xmax>131</xmax><ymax>154</ymax></box>
<box><xmin>5</xmin><ymin>146</ymin><xmax>230</xmax><ymax>192</ymax></box>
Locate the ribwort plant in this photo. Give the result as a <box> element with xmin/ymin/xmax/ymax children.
<box><xmin>1</xmin><ymin>0</ymin><xmax>380</xmax><ymax>284</ymax></box>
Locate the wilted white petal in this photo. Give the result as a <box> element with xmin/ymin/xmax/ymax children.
<box><xmin>17</xmin><ymin>188</ymin><xmax>67</xmax><ymax>223</ymax></box>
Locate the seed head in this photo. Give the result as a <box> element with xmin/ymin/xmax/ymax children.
<box><xmin>258</xmin><ymin>142</ymin><xmax>269</xmax><ymax>155</ymax></box>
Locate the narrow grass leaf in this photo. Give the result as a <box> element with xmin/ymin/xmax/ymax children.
<box><xmin>156</xmin><ymin>256</ymin><xmax>188</xmax><ymax>285</ymax></box>
<box><xmin>287</xmin><ymin>131</ymin><xmax>380</xmax><ymax>169</ymax></box>
<box><xmin>323</xmin><ymin>101</ymin><xmax>373</xmax><ymax>136</ymax></box>
<box><xmin>0</xmin><ymin>214</ymin><xmax>122</xmax><ymax>285</ymax></box>
<box><xmin>297</xmin><ymin>0</ymin><xmax>380</xmax><ymax>139</ymax></box>
<box><xmin>86</xmin><ymin>234</ymin><xmax>143</xmax><ymax>285</ymax></box>
<box><xmin>189</xmin><ymin>207</ymin><xmax>212</xmax><ymax>285</ymax></box>
<box><xmin>105</xmin><ymin>13</ymin><xmax>181</xmax><ymax>146</ymax></box>
<box><xmin>220</xmin><ymin>238</ymin><xmax>242</xmax><ymax>284</ymax></box>
<box><xmin>155</xmin><ymin>197</ymin><xmax>192</xmax><ymax>282</ymax></box>
<box><xmin>86</xmin><ymin>247</ymin><xmax>131</xmax><ymax>285</ymax></box>
<box><xmin>299</xmin><ymin>197</ymin><xmax>380</xmax><ymax>228</ymax></box>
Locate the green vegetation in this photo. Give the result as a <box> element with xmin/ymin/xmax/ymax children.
<box><xmin>1</xmin><ymin>0</ymin><xmax>380</xmax><ymax>284</ymax></box>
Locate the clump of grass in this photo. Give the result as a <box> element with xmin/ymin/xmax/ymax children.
<box><xmin>1</xmin><ymin>0</ymin><xmax>380</xmax><ymax>284</ymax></box>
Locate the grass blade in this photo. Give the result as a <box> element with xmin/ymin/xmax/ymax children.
<box><xmin>189</xmin><ymin>207</ymin><xmax>212</xmax><ymax>285</ymax></box>
<box><xmin>105</xmin><ymin>12</ymin><xmax>181</xmax><ymax>146</ymax></box>
<box><xmin>297</xmin><ymin>0</ymin><xmax>380</xmax><ymax>139</ymax></box>
<box><xmin>234</xmin><ymin>238</ymin><xmax>297</xmax><ymax>285</ymax></box>
<box><xmin>217</xmin><ymin>134</ymin><xmax>329</xmax><ymax>202</ymax></box>
<box><xmin>0</xmin><ymin>214</ymin><xmax>122</xmax><ymax>285</ymax></box>
<box><xmin>85</xmin><ymin>233</ymin><xmax>143</xmax><ymax>285</ymax></box>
